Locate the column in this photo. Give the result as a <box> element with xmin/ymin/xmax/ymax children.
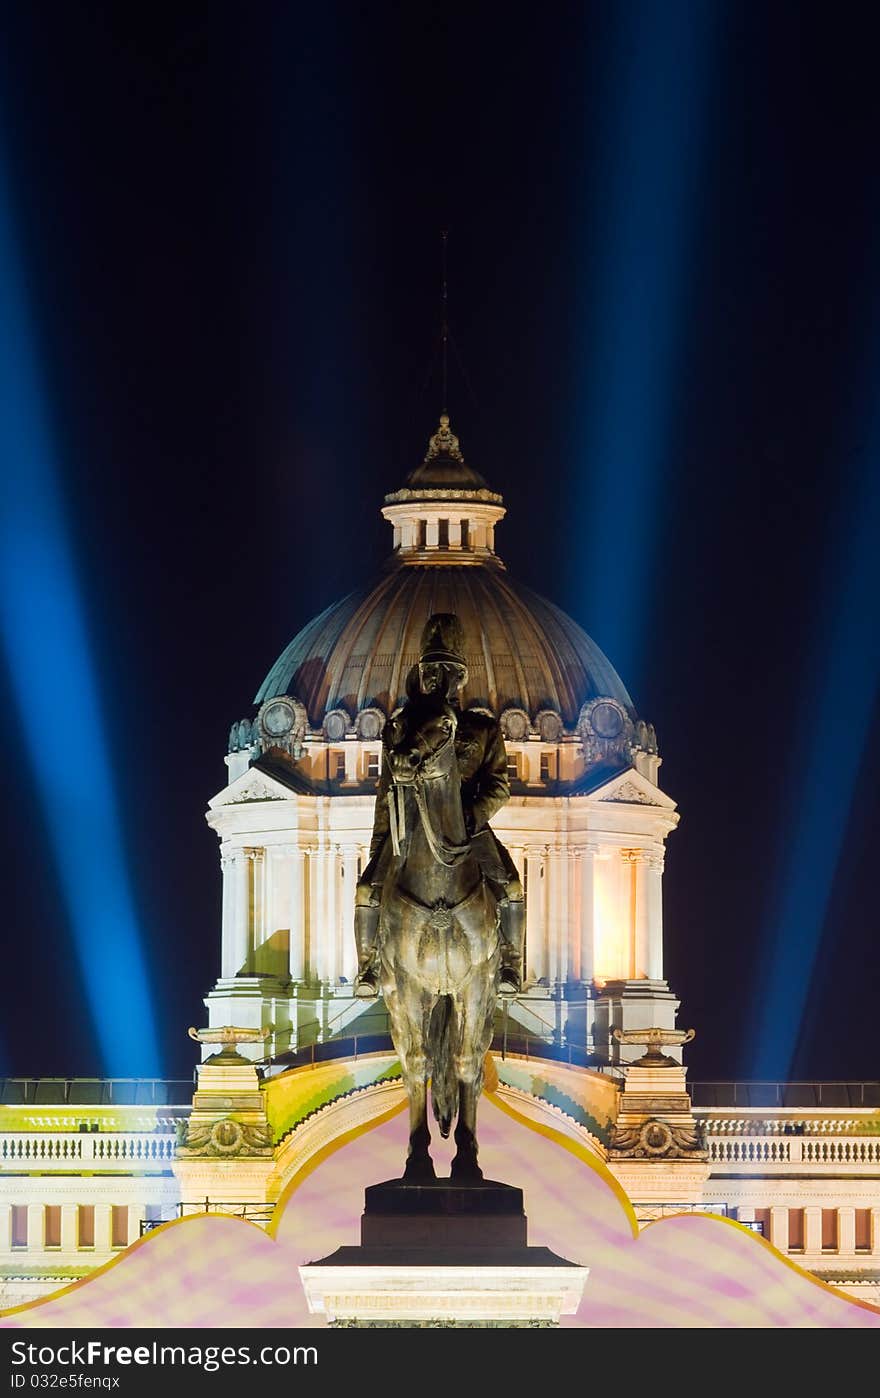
<box><xmin>60</xmin><ymin>1203</ymin><xmax>78</xmax><ymax>1253</ymax></box>
<box><xmin>313</xmin><ymin>845</ymin><xmax>329</xmax><ymax>982</ymax></box>
<box><xmin>341</xmin><ymin>847</ymin><xmax>359</xmax><ymax>983</ymax></box>
<box><xmin>579</xmin><ymin>848</ymin><xmax>595</xmax><ymax>984</ymax></box>
<box><xmin>325</xmin><ymin>846</ymin><xmax>339</xmax><ymax>982</ymax></box>
<box><xmin>222</xmin><ymin>850</ymin><xmax>250</xmax><ymax>978</ymax></box>
<box><xmin>288</xmin><ymin>847</ymin><xmax>306</xmax><ymax>982</ymax></box>
<box><xmin>525</xmin><ymin>846</ymin><xmax>546</xmax><ymax>983</ymax></box>
<box><xmin>426</xmin><ymin>518</ymin><xmax>439</xmax><ymax>548</ymax></box>
<box><xmin>94</xmin><ymin>1203</ymin><xmax>113</xmax><ymax>1253</ymax></box>
<box><xmin>249</xmin><ymin>849</ymin><xmax>265</xmax><ymax>952</ymax></box>
<box><xmin>27</xmin><ymin>1203</ymin><xmax>43</xmax><ymax>1250</ymax></box>
<box><xmin>804</xmin><ymin>1206</ymin><xmax>822</xmax><ymax>1255</ymax></box>
<box><xmin>449</xmin><ymin>516</ymin><xmax>462</xmax><ymax>550</ymax></box>
<box><xmin>770</xmin><ymin>1206</ymin><xmax>789</xmax><ymax>1252</ymax></box>
<box><xmin>632</xmin><ymin>852</ymin><xmax>650</xmax><ymax>980</ymax></box>
<box><xmin>547</xmin><ymin>847</ymin><xmax>565</xmax><ymax>986</ymax></box>
<box><xmin>646</xmin><ymin>851</ymin><xmax>664</xmax><ymax>980</ymax></box>
<box><xmin>0</xmin><ymin>1203</ymin><xmax>11</xmax><ymax>1253</ymax></box>
<box><xmin>838</xmin><ymin>1207</ymin><xmax>856</xmax><ymax>1255</ymax></box>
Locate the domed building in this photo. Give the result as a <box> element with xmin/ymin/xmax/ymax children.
<box><xmin>205</xmin><ymin>416</ymin><xmax>681</xmax><ymax>1061</ymax></box>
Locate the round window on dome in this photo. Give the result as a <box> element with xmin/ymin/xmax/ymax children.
<box><xmin>262</xmin><ymin>700</ymin><xmax>294</xmax><ymax>737</ymax></box>
<box><xmin>324</xmin><ymin>710</ymin><xmax>350</xmax><ymax>742</ymax></box>
<box><xmin>356</xmin><ymin>708</ymin><xmax>385</xmax><ymax>741</ymax></box>
<box><xmin>590</xmin><ymin>701</ymin><xmax>625</xmax><ymax>739</ymax></box>
<box><xmin>501</xmin><ymin>709</ymin><xmax>530</xmax><ymax>742</ymax></box>
<box><xmin>536</xmin><ymin>709</ymin><xmax>563</xmax><ymax>743</ymax></box>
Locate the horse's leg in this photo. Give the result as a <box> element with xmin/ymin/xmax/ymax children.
<box><xmin>450</xmin><ymin>898</ymin><xmax>500</xmax><ymax>1181</ymax></box>
<box><xmin>401</xmin><ymin>990</ymin><xmax>436</xmax><ymax>1182</ymax></box>
<box><xmin>402</xmin><ymin>1052</ymin><xmax>434</xmax><ymax>1181</ymax></box>
<box><xmin>449</xmin><ymin>983</ymin><xmax>487</xmax><ymax>1181</ymax></box>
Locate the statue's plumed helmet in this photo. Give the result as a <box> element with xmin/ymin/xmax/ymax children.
<box><xmin>419</xmin><ymin>613</ymin><xmax>467</xmax><ymax>670</ymax></box>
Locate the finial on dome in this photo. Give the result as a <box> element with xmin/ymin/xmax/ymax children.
<box><xmin>424</xmin><ymin>414</ymin><xmax>464</xmax><ymax>464</ymax></box>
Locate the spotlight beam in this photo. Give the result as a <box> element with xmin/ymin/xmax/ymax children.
<box><xmin>570</xmin><ymin>0</ymin><xmax>721</xmax><ymax>693</ymax></box>
<box><xmin>0</xmin><ymin>147</ymin><xmax>161</xmax><ymax>1076</ymax></box>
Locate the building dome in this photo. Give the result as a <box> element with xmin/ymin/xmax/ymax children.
<box><xmin>255</xmin><ymin>566</ymin><xmax>631</xmax><ymax>730</ymax></box>
<box><xmin>253</xmin><ymin>416</ymin><xmax>633</xmax><ymax>735</ymax></box>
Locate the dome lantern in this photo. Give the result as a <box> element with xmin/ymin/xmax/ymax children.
<box><xmin>381</xmin><ymin>415</ymin><xmax>506</xmax><ymax>565</ymax></box>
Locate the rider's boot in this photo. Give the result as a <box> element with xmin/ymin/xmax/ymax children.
<box><xmin>498</xmin><ymin>897</ymin><xmax>524</xmax><ymax>997</ymax></box>
<box><xmin>354</xmin><ymin>902</ymin><xmax>381</xmax><ymax>998</ymax></box>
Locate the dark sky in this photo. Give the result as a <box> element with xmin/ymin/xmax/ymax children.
<box><xmin>1</xmin><ymin>1</ymin><xmax>879</xmax><ymax>1083</ymax></box>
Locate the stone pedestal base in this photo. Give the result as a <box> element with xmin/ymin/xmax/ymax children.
<box><xmin>593</xmin><ymin>979</ymin><xmax>681</xmax><ymax>1064</ymax></box>
<box><xmin>299</xmin><ymin>1178</ymin><xmax>588</xmax><ymax>1328</ymax></box>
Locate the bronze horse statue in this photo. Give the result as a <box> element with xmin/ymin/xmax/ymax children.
<box><xmin>377</xmin><ymin>693</ymin><xmax>501</xmax><ymax>1181</ymax></box>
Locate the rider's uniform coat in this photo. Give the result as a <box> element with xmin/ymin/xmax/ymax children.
<box><xmin>360</xmin><ymin>706</ymin><xmax>518</xmax><ymax>894</ymax></box>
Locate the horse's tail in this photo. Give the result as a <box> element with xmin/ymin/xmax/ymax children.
<box><xmin>428</xmin><ymin>995</ymin><xmax>457</xmax><ymax>1138</ymax></box>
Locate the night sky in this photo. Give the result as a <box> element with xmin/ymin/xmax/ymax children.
<box><xmin>1</xmin><ymin>2</ymin><xmax>879</xmax><ymax>1083</ymax></box>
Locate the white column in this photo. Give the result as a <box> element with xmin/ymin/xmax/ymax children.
<box><xmin>94</xmin><ymin>1203</ymin><xmax>113</xmax><ymax>1253</ymax></box>
<box><xmin>60</xmin><ymin>1203</ymin><xmax>78</xmax><ymax>1253</ymax></box>
<box><xmin>632</xmin><ymin>852</ymin><xmax>650</xmax><ymax>979</ymax></box>
<box><xmin>580</xmin><ymin>848</ymin><xmax>595</xmax><ymax>984</ymax></box>
<box><xmin>27</xmin><ymin>1204</ymin><xmax>43</xmax><ymax>1250</ymax></box>
<box><xmin>838</xmin><ymin>1207</ymin><xmax>856</xmax><ymax>1255</ymax></box>
<box><xmin>288</xmin><ymin>847</ymin><xmax>306</xmax><ymax>981</ymax></box>
<box><xmin>222</xmin><ymin>850</ymin><xmax>250</xmax><ymax>978</ymax></box>
<box><xmin>525</xmin><ymin>846</ymin><xmax>546</xmax><ymax>983</ymax></box>
<box><xmin>324</xmin><ymin>846</ymin><xmax>339</xmax><ymax>982</ymax></box>
<box><xmin>341</xmin><ymin>848</ymin><xmax>359</xmax><ymax>983</ymax></box>
<box><xmin>313</xmin><ymin>847</ymin><xmax>328</xmax><ymax>982</ymax></box>
<box><xmin>449</xmin><ymin>516</ymin><xmax>462</xmax><ymax>550</ymax></box>
<box><xmin>220</xmin><ymin>851</ymin><xmax>233</xmax><ymax>976</ymax></box>
<box><xmin>0</xmin><ymin>1203</ymin><xmax>11</xmax><ymax>1253</ymax></box>
<box><xmin>871</xmin><ymin>1208</ymin><xmax>880</xmax><ymax>1257</ymax></box>
<box><xmin>647</xmin><ymin>852</ymin><xmax>664</xmax><ymax>980</ymax></box>
<box><xmin>426</xmin><ymin>518</ymin><xmax>439</xmax><ymax>548</ymax></box>
<box><xmin>547</xmin><ymin>847</ymin><xmax>565</xmax><ymax>986</ymax></box>
<box><xmin>250</xmin><ymin>849</ymin><xmax>265</xmax><ymax>950</ymax></box>
<box><xmin>770</xmin><ymin>1206</ymin><xmax>789</xmax><ymax>1252</ymax></box>
<box><xmin>804</xmin><ymin>1206</ymin><xmax>822</xmax><ymax>1255</ymax></box>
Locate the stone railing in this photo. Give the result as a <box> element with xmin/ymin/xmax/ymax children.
<box><xmin>703</xmin><ymin>1127</ymin><xmax>880</xmax><ymax>1171</ymax></box>
<box><xmin>0</xmin><ymin>1132</ymin><xmax>177</xmax><ymax>1171</ymax></box>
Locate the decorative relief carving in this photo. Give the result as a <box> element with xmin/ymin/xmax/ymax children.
<box><xmin>232</xmin><ymin>777</ymin><xmax>286</xmax><ymax>803</ymax></box>
<box><xmin>608</xmin><ymin>1117</ymin><xmax>707</xmax><ymax>1159</ymax></box>
<box><xmin>175</xmin><ymin>1116</ymin><xmax>273</xmax><ymax>1158</ymax></box>
<box><xmin>601</xmin><ymin>780</ymin><xmax>657</xmax><ymax>806</ymax></box>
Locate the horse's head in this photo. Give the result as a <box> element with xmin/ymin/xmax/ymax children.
<box><xmin>384</xmin><ymin>699</ymin><xmax>458</xmax><ymax>787</ymax></box>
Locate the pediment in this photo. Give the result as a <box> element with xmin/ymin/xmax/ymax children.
<box><xmin>590</xmin><ymin>768</ymin><xmax>677</xmax><ymax>811</ymax></box>
<box><xmin>209</xmin><ymin>768</ymin><xmax>296</xmax><ymax>810</ymax></box>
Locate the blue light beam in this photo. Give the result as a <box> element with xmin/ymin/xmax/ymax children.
<box><xmin>570</xmin><ymin>0</ymin><xmax>720</xmax><ymax>693</ymax></box>
<box><xmin>0</xmin><ymin>147</ymin><xmax>162</xmax><ymax>1076</ymax></box>
<box><xmin>747</xmin><ymin>422</ymin><xmax>880</xmax><ymax>1080</ymax></box>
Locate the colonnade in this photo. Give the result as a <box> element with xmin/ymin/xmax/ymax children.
<box><xmin>218</xmin><ymin>835</ymin><xmax>665</xmax><ymax>990</ymax></box>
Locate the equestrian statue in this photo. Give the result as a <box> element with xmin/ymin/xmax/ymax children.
<box><xmin>353</xmin><ymin>613</ymin><xmax>525</xmax><ymax>1180</ymax></box>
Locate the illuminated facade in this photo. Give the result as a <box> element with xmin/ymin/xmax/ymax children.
<box><xmin>206</xmin><ymin>416</ymin><xmax>681</xmax><ymax>1063</ymax></box>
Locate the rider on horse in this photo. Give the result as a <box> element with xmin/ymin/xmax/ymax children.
<box><xmin>354</xmin><ymin>612</ymin><xmax>525</xmax><ymax>1000</ymax></box>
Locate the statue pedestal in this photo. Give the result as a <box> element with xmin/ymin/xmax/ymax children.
<box><xmin>299</xmin><ymin>1179</ymin><xmax>588</xmax><ymax>1327</ymax></box>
